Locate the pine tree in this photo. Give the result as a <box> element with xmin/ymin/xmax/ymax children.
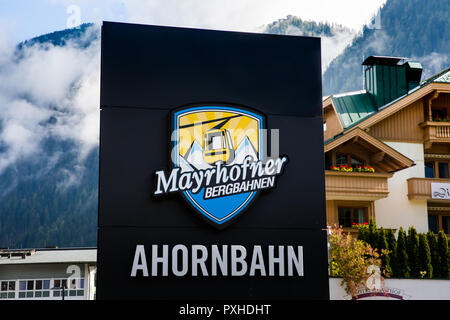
<box><xmin>386</xmin><ymin>229</ymin><xmax>398</xmax><ymax>277</ymax></box>
<box><xmin>418</xmin><ymin>234</ymin><xmax>432</xmax><ymax>278</ymax></box>
<box><xmin>396</xmin><ymin>227</ymin><xmax>410</xmax><ymax>278</ymax></box>
<box><xmin>378</xmin><ymin>227</ymin><xmax>392</xmax><ymax>275</ymax></box>
<box><xmin>407</xmin><ymin>227</ymin><xmax>420</xmax><ymax>278</ymax></box>
<box><xmin>437</xmin><ymin>231</ymin><xmax>450</xmax><ymax>278</ymax></box>
<box><xmin>427</xmin><ymin>231</ymin><xmax>439</xmax><ymax>279</ymax></box>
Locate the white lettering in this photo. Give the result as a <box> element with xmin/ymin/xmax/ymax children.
<box><xmin>130</xmin><ymin>245</ymin><xmax>148</xmax><ymax>277</ymax></box>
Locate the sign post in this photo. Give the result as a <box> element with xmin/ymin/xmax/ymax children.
<box><xmin>98</xmin><ymin>21</ymin><xmax>328</xmax><ymax>300</ymax></box>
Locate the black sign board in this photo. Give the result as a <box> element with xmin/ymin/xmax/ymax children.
<box><xmin>98</xmin><ymin>21</ymin><xmax>329</xmax><ymax>300</ymax></box>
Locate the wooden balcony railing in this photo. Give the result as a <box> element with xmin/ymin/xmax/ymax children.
<box><xmin>325</xmin><ymin>171</ymin><xmax>392</xmax><ymax>201</ymax></box>
<box><xmin>420</xmin><ymin>121</ymin><xmax>450</xmax><ymax>148</ymax></box>
<box><xmin>407</xmin><ymin>177</ymin><xmax>450</xmax><ymax>200</ymax></box>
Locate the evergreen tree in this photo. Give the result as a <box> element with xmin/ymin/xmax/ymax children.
<box><xmin>437</xmin><ymin>231</ymin><xmax>450</xmax><ymax>278</ymax></box>
<box><xmin>396</xmin><ymin>227</ymin><xmax>410</xmax><ymax>278</ymax></box>
<box><xmin>427</xmin><ymin>231</ymin><xmax>439</xmax><ymax>279</ymax></box>
<box><xmin>386</xmin><ymin>229</ymin><xmax>398</xmax><ymax>277</ymax></box>
<box><xmin>367</xmin><ymin>219</ymin><xmax>379</xmax><ymax>250</ymax></box>
<box><xmin>407</xmin><ymin>227</ymin><xmax>420</xmax><ymax>278</ymax></box>
<box><xmin>418</xmin><ymin>234</ymin><xmax>432</xmax><ymax>278</ymax></box>
<box><xmin>378</xmin><ymin>227</ymin><xmax>392</xmax><ymax>275</ymax></box>
<box><xmin>357</xmin><ymin>224</ymin><xmax>368</xmax><ymax>243</ymax></box>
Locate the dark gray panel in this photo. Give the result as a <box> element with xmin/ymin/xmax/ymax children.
<box><xmin>100</xmin><ymin>22</ymin><xmax>322</xmax><ymax>118</ymax></box>
<box><xmin>96</xmin><ymin>227</ymin><xmax>330</xmax><ymax>300</ymax></box>
<box><xmin>98</xmin><ymin>107</ymin><xmax>326</xmax><ymax>229</ymax></box>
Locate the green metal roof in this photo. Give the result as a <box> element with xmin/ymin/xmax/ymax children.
<box><xmin>405</xmin><ymin>61</ymin><xmax>423</xmax><ymax>69</ymax></box>
<box><xmin>331</xmin><ymin>92</ymin><xmax>377</xmax><ymax>129</ymax></box>
<box><xmin>329</xmin><ymin>66</ymin><xmax>450</xmax><ymax>131</ymax></box>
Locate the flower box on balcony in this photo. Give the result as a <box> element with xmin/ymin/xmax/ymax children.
<box><xmin>330</xmin><ymin>165</ymin><xmax>375</xmax><ymax>173</ymax></box>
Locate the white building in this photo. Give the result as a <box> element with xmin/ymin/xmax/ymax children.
<box><xmin>323</xmin><ymin>56</ymin><xmax>450</xmax><ymax>235</ymax></box>
<box><xmin>0</xmin><ymin>248</ymin><xmax>97</xmax><ymax>300</ymax></box>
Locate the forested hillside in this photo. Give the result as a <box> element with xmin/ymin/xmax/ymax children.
<box><xmin>323</xmin><ymin>0</ymin><xmax>450</xmax><ymax>95</ymax></box>
<box><xmin>0</xmin><ymin>24</ymin><xmax>99</xmax><ymax>248</ymax></box>
<box><xmin>264</xmin><ymin>15</ymin><xmax>356</xmax><ymax>70</ymax></box>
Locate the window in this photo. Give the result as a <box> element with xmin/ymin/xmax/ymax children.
<box><xmin>17</xmin><ymin>279</ymin><xmax>51</xmax><ymax>299</ymax></box>
<box><xmin>338</xmin><ymin>207</ymin><xmax>368</xmax><ymax>228</ymax></box>
<box><xmin>334</xmin><ymin>154</ymin><xmax>366</xmax><ymax>169</ymax></box>
<box><xmin>52</xmin><ymin>278</ymin><xmax>84</xmax><ymax>298</ymax></box>
<box><xmin>438</xmin><ymin>162</ymin><xmax>450</xmax><ymax>179</ymax></box>
<box><xmin>350</xmin><ymin>157</ymin><xmax>364</xmax><ymax>167</ymax></box>
<box><xmin>425</xmin><ymin>162</ymin><xmax>435</xmax><ymax>178</ymax></box>
<box><xmin>335</xmin><ymin>155</ymin><xmax>347</xmax><ymax>167</ymax></box>
<box><xmin>428</xmin><ymin>215</ymin><xmax>439</xmax><ymax>234</ymax></box>
<box><xmin>1</xmin><ymin>278</ymin><xmax>83</xmax><ymax>300</ymax></box>
<box><xmin>428</xmin><ymin>213</ymin><xmax>450</xmax><ymax>235</ymax></box>
<box><xmin>323</xmin><ymin>122</ymin><xmax>327</xmax><ymax>132</ymax></box>
<box><xmin>205</xmin><ymin>132</ymin><xmax>225</xmax><ymax>151</ymax></box>
<box><xmin>211</xmin><ymin>136</ymin><xmax>222</xmax><ymax>150</ymax></box>
<box><xmin>432</xmin><ymin>109</ymin><xmax>447</xmax><ymax>121</ymax></box>
<box><xmin>0</xmin><ymin>281</ymin><xmax>16</xmax><ymax>299</ymax></box>
<box><xmin>424</xmin><ymin>160</ymin><xmax>450</xmax><ymax>179</ymax></box>
<box><xmin>443</xmin><ymin>216</ymin><xmax>450</xmax><ymax>234</ymax></box>
<box><xmin>325</xmin><ymin>154</ymin><xmax>332</xmax><ymax>171</ymax></box>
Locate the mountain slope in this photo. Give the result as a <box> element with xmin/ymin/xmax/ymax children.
<box><xmin>0</xmin><ymin>24</ymin><xmax>100</xmax><ymax>248</ymax></box>
<box><xmin>323</xmin><ymin>0</ymin><xmax>450</xmax><ymax>96</ymax></box>
<box><xmin>264</xmin><ymin>15</ymin><xmax>356</xmax><ymax>71</ymax></box>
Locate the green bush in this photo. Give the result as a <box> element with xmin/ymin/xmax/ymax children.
<box><xmin>350</xmin><ymin>222</ymin><xmax>449</xmax><ymax>279</ymax></box>
<box><xmin>367</xmin><ymin>219</ymin><xmax>378</xmax><ymax>250</ymax></box>
<box><xmin>418</xmin><ymin>234</ymin><xmax>432</xmax><ymax>278</ymax></box>
<box><xmin>437</xmin><ymin>231</ymin><xmax>450</xmax><ymax>278</ymax></box>
<box><xmin>427</xmin><ymin>232</ymin><xmax>439</xmax><ymax>279</ymax></box>
<box><xmin>378</xmin><ymin>227</ymin><xmax>392</xmax><ymax>275</ymax></box>
<box><xmin>357</xmin><ymin>225</ymin><xmax>368</xmax><ymax>243</ymax></box>
<box><xmin>407</xmin><ymin>227</ymin><xmax>420</xmax><ymax>278</ymax></box>
<box><xmin>396</xmin><ymin>227</ymin><xmax>410</xmax><ymax>278</ymax></box>
<box><xmin>386</xmin><ymin>229</ymin><xmax>398</xmax><ymax>277</ymax></box>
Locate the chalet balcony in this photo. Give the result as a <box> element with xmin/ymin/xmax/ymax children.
<box><xmin>325</xmin><ymin>171</ymin><xmax>392</xmax><ymax>201</ymax></box>
<box><xmin>407</xmin><ymin>177</ymin><xmax>450</xmax><ymax>200</ymax></box>
<box><xmin>420</xmin><ymin>121</ymin><xmax>450</xmax><ymax>148</ymax></box>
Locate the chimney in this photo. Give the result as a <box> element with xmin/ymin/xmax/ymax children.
<box><xmin>362</xmin><ymin>56</ymin><xmax>423</xmax><ymax>108</ymax></box>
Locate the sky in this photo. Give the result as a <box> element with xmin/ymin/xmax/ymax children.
<box><xmin>0</xmin><ymin>0</ymin><xmax>388</xmax><ymax>43</ymax></box>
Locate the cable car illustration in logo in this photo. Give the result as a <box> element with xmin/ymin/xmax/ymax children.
<box><xmin>154</xmin><ymin>105</ymin><xmax>288</xmax><ymax>229</ymax></box>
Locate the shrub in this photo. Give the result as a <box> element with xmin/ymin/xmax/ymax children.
<box><xmin>396</xmin><ymin>227</ymin><xmax>410</xmax><ymax>278</ymax></box>
<box><xmin>418</xmin><ymin>234</ymin><xmax>432</xmax><ymax>278</ymax></box>
<box><xmin>407</xmin><ymin>227</ymin><xmax>420</xmax><ymax>278</ymax></box>
<box><xmin>328</xmin><ymin>225</ymin><xmax>383</xmax><ymax>297</ymax></box>
<box><xmin>367</xmin><ymin>219</ymin><xmax>379</xmax><ymax>250</ymax></box>
<box><xmin>355</xmin><ymin>223</ymin><xmax>368</xmax><ymax>243</ymax></box>
<box><xmin>427</xmin><ymin>231</ymin><xmax>439</xmax><ymax>279</ymax></box>
<box><xmin>386</xmin><ymin>229</ymin><xmax>397</xmax><ymax>277</ymax></box>
<box><xmin>436</xmin><ymin>231</ymin><xmax>450</xmax><ymax>278</ymax></box>
<box><xmin>378</xmin><ymin>227</ymin><xmax>392</xmax><ymax>275</ymax></box>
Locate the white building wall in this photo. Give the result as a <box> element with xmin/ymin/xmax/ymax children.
<box><xmin>374</xmin><ymin>142</ymin><xmax>429</xmax><ymax>233</ymax></box>
<box><xmin>0</xmin><ymin>263</ymin><xmax>94</xmax><ymax>300</ymax></box>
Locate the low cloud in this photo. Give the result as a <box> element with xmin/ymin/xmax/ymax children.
<box><xmin>321</xmin><ymin>29</ymin><xmax>356</xmax><ymax>71</ymax></box>
<box><xmin>414</xmin><ymin>52</ymin><xmax>450</xmax><ymax>80</ymax></box>
<box><xmin>0</xmin><ymin>25</ymin><xmax>100</xmax><ymax>182</ymax></box>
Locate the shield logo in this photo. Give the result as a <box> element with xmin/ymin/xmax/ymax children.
<box><xmin>172</xmin><ymin>105</ymin><xmax>264</xmax><ymax>228</ymax></box>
